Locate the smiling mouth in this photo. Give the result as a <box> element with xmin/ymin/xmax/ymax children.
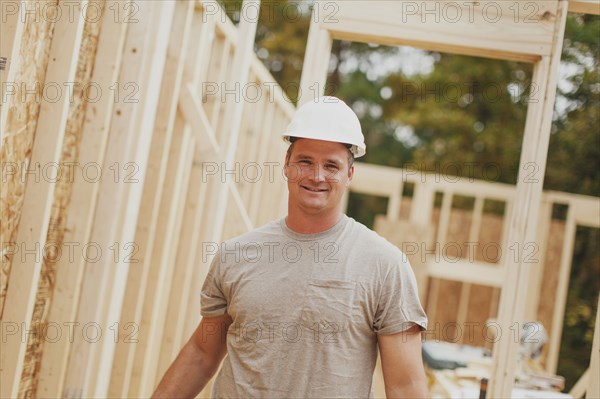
<box><xmin>301</xmin><ymin>185</ymin><xmax>327</xmax><ymax>192</ymax></box>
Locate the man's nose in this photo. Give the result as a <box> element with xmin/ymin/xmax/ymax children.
<box><xmin>310</xmin><ymin>164</ymin><xmax>327</xmax><ymax>182</ymax></box>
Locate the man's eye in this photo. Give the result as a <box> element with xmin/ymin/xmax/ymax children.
<box><xmin>299</xmin><ymin>160</ymin><xmax>311</xmax><ymax>165</ymax></box>
<box><xmin>326</xmin><ymin>164</ymin><xmax>339</xmax><ymax>170</ymax></box>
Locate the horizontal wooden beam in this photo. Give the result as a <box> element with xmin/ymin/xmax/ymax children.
<box><xmin>350</xmin><ymin>164</ymin><xmax>403</xmax><ymax>197</ymax></box>
<box><xmin>351</xmin><ymin>162</ymin><xmax>517</xmax><ymax>201</ymax></box>
<box><xmin>427</xmin><ymin>260</ymin><xmax>506</xmax><ymax>288</ymax></box>
<box><xmin>320</xmin><ymin>0</ymin><xmax>559</xmax><ymax>62</ymax></box>
<box><xmin>568</xmin><ymin>0</ymin><xmax>600</xmax><ymax>14</ymax></box>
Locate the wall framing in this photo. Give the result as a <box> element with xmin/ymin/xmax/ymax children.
<box><xmin>0</xmin><ymin>0</ymin><xmax>597</xmax><ymax>397</ymax></box>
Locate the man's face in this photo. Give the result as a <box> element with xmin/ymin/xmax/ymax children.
<box><xmin>284</xmin><ymin>138</ymin><xmax>354</xmax><ymax>216</ymax></box>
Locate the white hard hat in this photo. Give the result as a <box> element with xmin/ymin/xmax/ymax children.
<box><xmin>283</xmin><ymin>96</ymin><xmax>366</xmax><ymax>157</ymax></box>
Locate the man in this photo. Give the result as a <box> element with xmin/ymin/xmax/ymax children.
<box><xmin>153</xmin><ymin>96</ymin><xmax>428</xmax><ymax>398</ymax></box>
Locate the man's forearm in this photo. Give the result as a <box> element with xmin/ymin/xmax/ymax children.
<box><xmin>152</xmin><ymin>339</ymin><xmax>220</xmax><ymax>399</ymax></box>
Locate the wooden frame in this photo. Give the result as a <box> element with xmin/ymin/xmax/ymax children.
<box><xmin>0</xmin><ymin>0</ymin><xmax>25</xmax><ymax>144</ymax></box>
<box><xmin>0</xmin><ymin>3</ymin><xmax>85</xmax><ymax>397</ymax></box>
<box><xmin>297</xmin><ymin>1</ymin><xmax>572</xmax><ymax>395</ymax></box>
<box><xmin>1</xmin><ymin>0</ymin><xmax>291</xmax><ymax>395</ymax></box>
<box><xmin>2</xmin><ymin>0</ymin><xmax>597</xmax><ymax>396</ymax></box>
<box><xmin>35</xmin><ymin>2</ymin><xmax>130</xmax><ymax>396</ymax></box>
<box><xmin>61</xmin><ymin>1</ymin><xmax>175</xmax><ymax>396</ymax></box>
<box><xmin>568</xmin><ymin>0</ymin><xmax>600</xmax><ymax>14</ymax></box>
<box><xmin>107</xmin><ymin>2</ymin><xmax>194</xmax><ymax>397</ymax></box>
<box><xmin>352</xmin><ymin>165</ymin><xmax>600</xmax><ymax>381</ymax></box>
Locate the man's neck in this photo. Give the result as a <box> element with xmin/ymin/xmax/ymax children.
<box><xmin>285</xmin><ymin>209</ymin><xmax>344</xmax><ymax>234</ymax></box>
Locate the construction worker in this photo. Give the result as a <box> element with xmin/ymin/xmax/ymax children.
<box><xmin>153</xmin><ymin>96</ymin><xmax>428</xmax><ymax>398</ymax></box>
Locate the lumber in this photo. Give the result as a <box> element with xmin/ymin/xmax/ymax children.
<box><xmin>427</xmin><ymin>190</ymin><xmax>454</xmax><ymax>323</ymax></box>
<box><xmin>568</xmin><ymin>0</ymin><xmax>600</xmax><ymax>14</ymax></box>
<box><xmin>352</xmin><ymin>163</ymin><xmax>517</xmax><ymax>202</ymax></box>
<box><xmin>156</xmin><ymin>2</ymin><xmax>215</xmax><ymax>380</ymax></box>
<box><xmin>427</xmin><ymin>260</ymin><xmax>506</xmax><ymax>288</ymax></box>
<box><xmin>546</xmin><ymin>207</ymin><xmax>577</xmax><ymax>373</ymax></box>
<box><xmin>236</xmin><ymin>81</ymin><xmax>265</xmax><ymax>205</ymax></box>
<box><xmin>350</xmin><ymin>164</ymin><xmax>404</xmax><ymax>197</ymax></box>
<box><xmin>108</xmin><ymin>2</ymin><xmax>193</xmax><ymax>396</ymax></box>
<box><xmin>130</xmin><ymin>126</ymin><xmax>194</xmax><ymax>398</ymax></box>
<box><xmin>410</xmin><ymin>182</ymin><xmax>435</xmax><ymax>228</ymax></box>
<box><xmin>524</xmin><ymin>199</ymin><xmax>553</xmax><ymax>321</ymax></box>
<box><xmin>257</xmin><ymin>110</ymin><xmax>288</xmax><ymax>225</ymax></box>
<box><xmin>167</xmin><ymin>143</ymin><xmax>206</xmax><ymax>349</ymax></box>
<box><xmin>180</xmin><ymin>84</ymin><xmax>220</xmax><ymax>153</ymax></box>
<box><xmin>321</xmin><ymin>0</ymin><xmax>558</xmax><ymax>62</ymax></box>
<box><xmin>0</xmin><ymin>3</ymin><xmax>85</xmax><ymax>397</ymax></box>
<box><xmin>0</xmin><ymin>0</ymin><xmax>25</xmax><ymax>143</ymax></box>
<box><xmin>456</xmin><ymin>196</ymin><xmax>485</xmax><ymax>338</ymax></box>
<box><xmin>207</xmin><ymin>0</ymin><xmax>261</xmax><ymax>245</ymax></box>
<box><xmin>156</xmin><ymin>125</ymin><xmax>200</xmax><ymax>377</ymax></box>
<box><xmin>36</xmin><ymin>2</ymin><xmax>129</xmax><ymax>397</ymax></box>
<box><xmin>179</xmin><ymin>1</ymin><xmax>222</xmax><ymax>343</ymax></box>
<box><xmin>298</xmin><ymin>10</ymin><xmax>333</xmax><ymax>105</ymax></box>
<box><xmin>2</xmin><ymin>0</ymin><xmax>596</xmax><ymax>395</ymax></box>
<box><xmin>211</xmin><ymin>38</ymin><xmax>232</xmax><ymax>144</ymax></box>
<box><xmin>488</xmin><ymin>1</ymin><xmax>568</xmax><ymax>396</ymax></box>
<box><xmin>248</xmin><ymin>97</ymin><xmax>276</xmax><ymax>224</ymax></box>
<box><xmin>91</xmin><ymin>1</ymin><xmax>176</xmax><ymax>395</ymax></box>
<box><xmin>62</xmin><ymin>1</ymin><xmax>174</xmax><ymax>396</ymax></box>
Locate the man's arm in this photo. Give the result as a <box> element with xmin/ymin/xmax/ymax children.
<box><xmin>152</xmin><ymin>313</ymin><xmax>233</xmax><ymax>398</ymax></box>
<box><xmin>378</xmin><ymin>324</ymin><xmax>428</xmax><ymax>399</ymax></box>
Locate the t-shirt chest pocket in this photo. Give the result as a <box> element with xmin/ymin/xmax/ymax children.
<box><xmin>299</xmin><ymin>279</ymin><xmax>357</xmax><ymax>337</ymax></box>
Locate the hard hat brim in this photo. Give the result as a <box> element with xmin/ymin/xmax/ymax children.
<box><xmin>282</xmin><ymin>134</ymin><xmax>366</xmax><ymax>158</ymax></box>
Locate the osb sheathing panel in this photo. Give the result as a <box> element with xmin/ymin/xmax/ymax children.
<box><xmin>391</xmin><ymin>198</ymin><xmax>563</xmax><ymax>349</ymax></box>
<box><xmin>433</xmin><ymin>204</ymin><xmax>470</xmax><ymax>343</ymax></box>
<box><xmin>18</xmin><ymin>2</ymin><xmax>105</xmax><ymax>397</ymax></box>
<box><xmin>466</xmin><ymin>213</ymin><xmax>504</xmax><ymax>348</ymax></box>
<box><xmin>427</xmin><ymin>207</ymin><xmax>564</xmax><ymax>348</ymax></box>
<box><xmin>431</xmin><ymin>207</ymin><xmax>505</xmax><ymax>348</ymax></box>
<box><xmin>537</xmin><ymin>218</ymin><xmax>566</xmax><ymax>366</ymax></box>
<box><xmin>0</xmin><ymin>0</ymin><xmax>58</xmax><ymax>317</ymax></box>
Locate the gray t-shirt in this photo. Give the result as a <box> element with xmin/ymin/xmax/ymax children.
<box><xmin>201</xmin><ymin>215</ymin><xmax>427</xmax><ymax>398</ymax></box>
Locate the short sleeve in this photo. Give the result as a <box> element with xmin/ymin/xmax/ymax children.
<box><xmin>200</xmin><ymin>252</ymin><xmax>228</xmax><ymax>317</ymax></box>
<box><xmin>373</xmin><ymin>256</ymin><xmax>428</xmax><ymax>335</ymax></box>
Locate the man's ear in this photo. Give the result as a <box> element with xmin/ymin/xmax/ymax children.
<box><xmin>346</xmin><ymin>165</ymin><xmax>355</xmax><ymax>185</ymax></box>
<box><xmin>283</xmin><ymin>154</ymin><xmax>289</xmax><ymax>178</ymax></box>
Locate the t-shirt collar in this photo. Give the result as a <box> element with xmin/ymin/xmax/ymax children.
<box><xmin>280</xmin><ymin>214</ymin><xmax>349</xmax><ymax>241</ymax></box>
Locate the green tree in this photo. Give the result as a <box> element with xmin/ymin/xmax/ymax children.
<box><xmin>383</xmin><ymin>56</ymin><xmax>533</xmax><ymax>185</ymax></box>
